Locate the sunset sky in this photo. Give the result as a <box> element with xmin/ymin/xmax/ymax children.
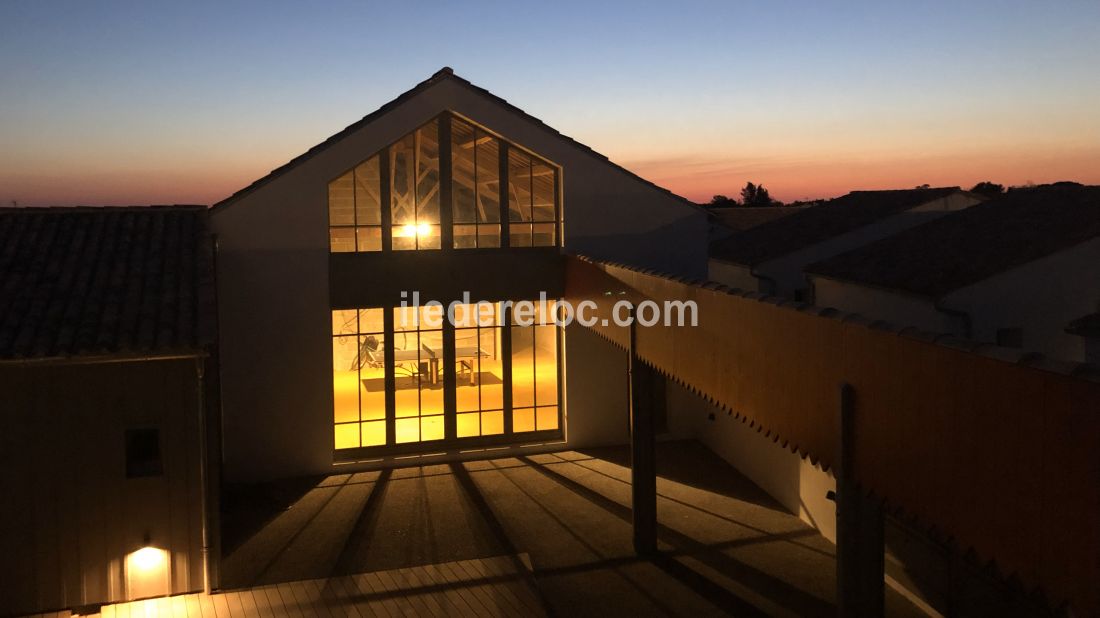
<box><xmin>2</xmin><ymin>0</ymin><xmax>1098</xmax><ymax>206</ymax></box>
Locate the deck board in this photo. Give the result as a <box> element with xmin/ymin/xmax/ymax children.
<box><xmin>21</xmin><ymin>554</ymin><xmax>544</xmax><ymax>618</ymax></box>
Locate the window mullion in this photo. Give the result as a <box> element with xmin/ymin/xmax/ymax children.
<box><xmin>380</xmin><ymin>146</ymin><xmax>392</xmax><ymax>252</ymax></box>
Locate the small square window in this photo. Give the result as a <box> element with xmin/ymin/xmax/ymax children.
<box><xmin>996</xmin><ymin>328</ymin><xmax>1023</xmax><ymax>348</ymax></box>
<box><xmin>125</xmin><ymin>428</ymin><xmax>163</xmax><ymax>478</ymax></box>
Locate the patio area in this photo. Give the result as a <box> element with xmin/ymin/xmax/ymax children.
<box><xmin>218</xmin><ymin>440</ymin><xmax>924</xmax><ymax>617</ymax></box>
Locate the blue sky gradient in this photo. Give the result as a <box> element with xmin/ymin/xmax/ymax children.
<box><xmin>2</xmin><ymin>0</ymin><xmax>1098</xmax><ymax>204</ymax></box>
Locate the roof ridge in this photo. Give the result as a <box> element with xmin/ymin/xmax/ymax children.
<box><xmin>211</xmin><ymin>67</ymin><xmax>702</xmax><ymax>213</ymax></box>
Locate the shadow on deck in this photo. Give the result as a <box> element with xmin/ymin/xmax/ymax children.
<box><xmin>221</xmin><ymin>440</ymin><xmax>924</xmax><ymax>617</ymax></box>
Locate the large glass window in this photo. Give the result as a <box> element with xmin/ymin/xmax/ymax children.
<box><xmin>392</xmin><ymin>119</ymin><xmax>441</xmax><ymax>250</ymax></box>
<box><xmin>508</xmin><ymin>149</ymin><xmax>557</xmax><ymax>247</ymax></box>
<box><xmin>331</xmin><ymin>299</ymin><xmax>562</xmax><ymax>453</ymax></box>
<box><xmin>328</xmin><ymin>156</ymin><xmax>383</xmax><ymax>252</ymax></box>
<box><xmin>510</xmin><ymin>303</ymin><xmax>560</xmax><ymax>432</ymax></box>
<box><xmin>332</xmin><ymin>308</ymin><xmax>386</xmax><ymax>449</ymax></box>
<box><xmin>393</xmin><ymin>305</ymin><xmax>445</xmax><ymax>442</ymax></box>
<box><xmin>327</xmin><ymin>113</ymin><xmax>558</xmax><ymax>252</ymax></box>
<box><xmin>454</xmin><ymin>302</ymin><xmax>504</xmax><ymax>437</ymax></box>
<box><xmin>452</xmin><ymin>119</ymin><xmax>502</xmax><ymax>248</ymax></box>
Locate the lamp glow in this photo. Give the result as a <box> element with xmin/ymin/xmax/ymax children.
<box><xmin>130</xmin><ymin>546</ymin><xmax>165</xmax><ymax>571</ymax></box>
<box><xmin>398</xmin><ymin>223</ymin><xmax>432</xmax><ymax>238</ymax></box>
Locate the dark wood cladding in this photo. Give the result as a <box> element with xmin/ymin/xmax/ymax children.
<box><xmin>564</xmin><ymin>255</ymin><xmax>1100</xmax><ymax>616</ymax></box>
<box><xmin>330</xmin><ymin>248</ymin><xmax>565</xmax><ymax>308</ymax></box>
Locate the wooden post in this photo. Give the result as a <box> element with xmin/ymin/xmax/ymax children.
<box><xmin>836</xmin><ymin>382</ymin><xmax>884</xmax><ymax>617</ymax></box>
<box><xmin>629</xmin><ymin>304</ymin><xmax>657</xmax><ymax>556</ymax></box>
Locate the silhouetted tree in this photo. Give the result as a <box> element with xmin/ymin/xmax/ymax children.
<box><xmin>969</xmin><ymin>181</ymin><xmax>1004</xmax><ymax>197</ymax></box>
<box><xmin>740</xmin><ymin>182</ymin><xmax>778</xmax><ymax>206</ymax></box>
<box><xmin>915</xmin><ymin>183</ymin><xmax>931</xmax><ymax>190</ymax></box>
<box><xmin>707</xmin><ymin>194</ymin><xmax>739</xmax><ymax>208</ymax></box>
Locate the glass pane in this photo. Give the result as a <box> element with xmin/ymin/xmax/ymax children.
<box><xmin>532</xmin><ymin>223</ymin><xmax>555</xmax><ymax>248</ymax></box>
<box><xmin>335</xmin><ymin>423</ymin><xmax>359</xmax><ymax>449</ymax></box>
<box><xmin>455</xmin><ymin>327</ymin><xmax>480</xmax><ymax>413</ymax></box>
<box><xmin>356</xmin><ymin>226</ymin><xmax>382</xmax><ymax>252</ymax></box>
<box><xmin>478</xmin><ymin>224</ymin><xmax>501</xmax><ymax>248</ymax></box>
<box><xmin>416</xmin><ymin>120</ymin><xmax>440</xmax><ymax>227</ymax></box>
<box><xmin>393</xmin><ymin>306</ymin><xmax>418</xmax><ymax>331</ymax></box>
<box><xmin>452</xmin><ymin>119</ymin><xmax>476</xmax><ymax>225</ymax></box>
<box><xmin>511</xmin><ymin>325</ymin><xmax>535</xmax><ymax>408</ymax></box>
<box><xmin>419</xmin><ymin>330</ymin><xmax>444</xmax><ymax>414</ymax></box>
<box><xmin>481</xmin><ymin>411</ymin><xmax>504</xmax><ymax>435</ymax></box>
<box><xmin>393</xmin><ymin>331</ymin><xmax>419</xmax><ymax>418</ymax></box>
<box><xmin>456</xmin><ymin>412</ymin><xmax>479</xmax><ymax>438</ymax></box>
<box><xmin>513</xmin><ymin>408</ymin><xmax>535</xmax><ymax>433</ymax></box>
<box><xmin>361</xmin><ymin>421</ymin><xmax>385</xmax><ymax>447</ymax></box>
<box><xmin>333</xmin><ymin>335</ymin><xmax>359</xmax><ymax>424</ymax></box>
<box><xmin>531</xmin><ymin>160</ymin><xmax>555</xmax><ymax>222</ymax></box>
<box><xmin>477</xmin><ymin>133</ymin><xmax>500</xmax><ymax>223</ymax></box>
<box><xmin>359</xmin><ymin>333</ymin><xmax>386</xmax><ymax>420</ymax></box>
<box><xmin>536</xmin><ymin>406</ymin><xmax>559</xmax><ymax>431</ymax></box>
<box><xmin>454</xmin><ymin>224</ymin><xmax>477</xmax><ymax>249</ymax></box>
<box><xmin>418</xmin><ymin>225</ymin><xmax>441</xmax><ymax>250</ymax></box>
<box><xmin>396</xmin><ymin>418</ymin><xmax>419</xmax><ymax>443</ymax></box>
<box><xmin>392</xmin><ymin>231</ymin><xmax>416</xmax><ymax>251</ymax></box>
<box><xmin>355</xmin><ymin>156</ymin><xmax>382</xmax><ymax>226</ymax></box>
<box><xmin>479</xmin><ymin>328</ymin><xmax>504</xmax><ymax>410</ymax></box>
<box><xmin>390</xmin><ymin>133</ymin><xmax>416</xmax><ymax>228</ymax></box>
<box><xmin>328</xmin><ymin>171</ymin><xmax>355</xmax><ymax>226</ymax></box>
<box><xmin>535</xmin><ymin>324</ymin><xmax>558</xmax><ymax>406</ymax></box>
<box><xmin>330</xmin><ymin>228</ymin><xmax>355</xmax><ymax>253</ymax></box>
<box><xmin>508</xmin><ymin>149</ymin><xmax>532</xmax><ymax>223</ymax></box>
<box><xmin>421</xmin><ymin>416</ymin><xmax>445</xmax><ymax>441</ymax></box>
<box><xmin>332</xmin><ymin>309</ymin><xmax>357</xmax><ymax>336</ymax></box>
<box><xmin>359</xmin><ymin>308</ymin><xmax>384</xmax><ymax>334</ymax></box>
<box><xmin>510</xmin><ymin>224</ymin><xmax>533</xmax><ymax>248</ymax></box>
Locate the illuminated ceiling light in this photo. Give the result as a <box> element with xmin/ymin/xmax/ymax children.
<box><xmin>397</xmin><ymin>223</ymin><xmax>432</xmax><ymax>238</ymax></box>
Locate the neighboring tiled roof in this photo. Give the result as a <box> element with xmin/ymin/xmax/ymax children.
<box><xmin>709</xmin><ymin>187</ymin><xmax>963</xmax><ymax>266</ymax></box>
<box><xmin>708</xmin><ymin>205</ymin><xmax>807</xmax><ymax>234</ymax></box>
<box><xmin>1067</xmin><ymin>312</ymin><xmax>1100</xmax><ymax>337</ymax></box>
<box><xmin>0</xmin><ymin>206</ymin><xmax>216</xmax><ymax>360</ymax></box>
<box><xmin>213</xmin><ymin>67</ymin><xmax>700</xmax><ymax>213</ymax></box>
<box><xmin>807</xmin><ymin>185</ymin><xmax>1100</xmax><ymax>298</ymax></box>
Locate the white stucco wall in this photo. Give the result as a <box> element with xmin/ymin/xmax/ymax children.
<box><xmin>707</xmin><ymin>259</ymin><xmax>763</xmax><ymax>293</ymax></box>
<box><xmin>812</xmin><ymin>237</ymin><xmax>1100</xmax><ymax>364</ymax></box>
<box><xmin>666</xmin><ymin>380</ymin><xmax>837</xmax><ymax>541</ymax></box>
<box><xmin>211</xmin><ymin>75</ymin><xmax>704</xmax><ymax>482</ymax></box>
<box><xmin>811</xmin><ymin>277</ymin><xmax>954</xmax><ymax>335</ymax></box>
<box><xmin>944</xmin><ymin>237</ymin><xmax>1100</xmax><ymax>362</ymax></box>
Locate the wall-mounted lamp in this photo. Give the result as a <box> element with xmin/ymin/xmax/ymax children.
<box><xmin>125</xmin><ymin>532</ymin><xmax>170</xmax><ymax>600</ymax></box>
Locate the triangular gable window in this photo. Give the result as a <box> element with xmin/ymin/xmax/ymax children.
<box><xmin>328</xmin><ymin>113</ymin><xmax>560</xmax><ymax>252</ymax></box>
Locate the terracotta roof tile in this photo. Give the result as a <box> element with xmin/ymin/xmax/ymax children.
<box><xmin>806</xmin><ymin>185</ymin><xmax>1100</xmax><ymax>298</ymax></box>
<box><xmin>710</xmin><ymin>187</ymin><xmax>963</xmax><ymax>265</ymax></box>
<box><xmin>0</xmin><ymin>206</ymin><xmax>215</xmax><ymax>360</ymax></box>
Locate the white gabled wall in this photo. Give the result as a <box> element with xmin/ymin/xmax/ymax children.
<box><xmin>707</xmin><ymin>259</ymin><xmax>762</xmax><ymax>293</ymax></box>
<box><xmin>211</xmin><ymin>76</ymin><xmax>705</xmax><ymax>482</ymax></box>
<box><xmin>944</xmin><ymin>236</ymin><xmax>1100</xmax><ymax>362</ymax></box>
<box><xmin>812</xmin><ymin>236</ymin><xmax>1100</xmax><ymax>364</ymax></box>
<box><xmin>811</xmin><ymin>277</ymin><xmax>952</xmax><ymax>334</ymax></box>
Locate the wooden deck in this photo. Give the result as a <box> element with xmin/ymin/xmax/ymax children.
<box><xmin>25</xmin><ymin>554</ymin><xmax>545</xmax><ymax>618</ymax></box>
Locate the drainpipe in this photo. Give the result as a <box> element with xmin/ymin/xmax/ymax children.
<box><xmin>196</xmin><ymin>357</ymin><xmax>212</xmax><ymax>594</ymax></box>
<box><xmin>934</xmin><ymin>299</ymin><xmax>972</xmax><ymax>340</ymax></box>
